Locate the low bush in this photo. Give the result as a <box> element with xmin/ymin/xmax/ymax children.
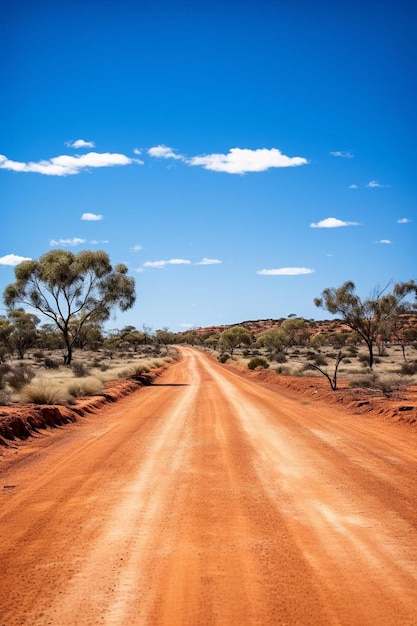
<box><xmin>248</xmin><ymin>357</ymin><xmax>269</xmax><ymax>370</ymax></box>
<box><xmin>44</xmin><ymin>356</ymin><xmax>60</xmax><ymax>369</ymax></box>
<box><xmin>67</xmin><ymin>377</ymin><xmax>104</xmax><ymax>398</ymax></box>
<box><xmin>218</xmin><ymin>354</ymin><xmax>230</xmax><ymax>363</ymax></box>
<box><xmin>71</xmin><ymin>361</ymin><xmax>90</xmax><ymax>377</ymax></box>
<box><xmin>400</xmin><ymin>360</ymin><xmax>417</xmax><ymax>376</ymax></box>
<box><xmin>5</xmin><ymin>364</ymin><xmax>35</xmax><ymax>391</ymax></box>
<box><xmin>21</xmin><ymin>381</ymin><xmax>68</xmax><ymax>405</ymax></box>
<box><xmin>349</xmin><ymin>373</ymin><xmax>404</xmax><ymax>397</ymax></box>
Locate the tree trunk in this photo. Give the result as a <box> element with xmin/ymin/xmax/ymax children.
<box><xmin>367</xmin><ymin>341</ymin><xmax>374</xmax><ymax>369</ymax></box>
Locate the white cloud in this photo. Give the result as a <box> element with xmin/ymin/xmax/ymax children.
<box><xmin>81</xmin><ymin>212</ymin><xmax>103</xmax><ymax>221</ymax></box>
<box><xmin>195</xmin><ymin>258</ymin><xmax>222</xmax><ymax>265</ymax></box>
<box><xmin>188</xmin><ymin>147</ymin><xmax>308</xmax><ymax>174</ymax></box>
<box><xmin>50</xmin><ymin>238</ymin><xmax>86</xmax><ymax>247</ymax></box>
<box><xmin>148</xmin><ymin>145</ymin><xmax>184</xmax><ymax>160</ymax></box>
<box><xmin>0</xmin><ymin>151</ymin><xmax>137</xmax><ymax>176</ymax></box>
<box><xmin>65</xmin><ymin>139</ymin><xmax>95</xmax><ymax>149</ymax></box>
<box><xmin>89</xmin><ymin>239</ymin><xmax>109</xmax><ymax>245</ymax></box>
<box><xmin>133</xmin><ymin>148</ymin><xmax>142</xmax><ymax>155</ymax></box>
<box><xmin>310</xmin><ymin>217</ymin><xmax>359</xmax><ymax>228</ymax></box>
<box><xmin>349</xmin><ymin>184</ymin><xmax>358</xmax><ymax>189</ymax></box>
<box><xmin>331</xmin><ymin>151</ymin><xmax>353</xmax><ymax>158</ymax></box>
<box><xmin>375</xmin><ymin>239</ymin><xmax>392</xmax><ymax>244</ymax></box>
<box><xmin>0</xmin><ymin>253</ymin><xmax>32</xmax><ymax>266</ymax></box>
<box><xmin>143</xmin><ymin>258</ymin><xmax>191</xmax><ymax>268</ymax></box>
<box><xmin>397</xmin><ymin>218</ymin><xmax>411</xmax><ymax>224</ymax></box>
<box><xmin>367</xmin><ymin>180</ymin><xmax>388</xmax><ymax>188</ymax></box>
<box><xmin>257</xmin><ymin>267</ymin><xmax>315</xmax><ymax>276</ymax></box>
<box><xmin>130</xmin><ymin>244</ymin><xmax>142</xmax><ymax>251</ymax></box>
<box><xmin>180</xmin><ymin>323</ymin><xmax>194</xmax><ymax>328</ymax></box>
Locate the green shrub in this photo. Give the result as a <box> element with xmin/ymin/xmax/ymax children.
<box><xmin>218</xmin><ymin>354</ymin><xmax>230</xmax><ymax>363</ymax></box>
<box><xmin>248</xmin><ymin>357</ymin><xmax>269</xmax><ymax>370</ymax></box>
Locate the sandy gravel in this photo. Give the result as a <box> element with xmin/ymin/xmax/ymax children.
<box><xmin>0</xmin><ymin>348</ymin><xmax>416</xmax><ymax>625</ymax></box>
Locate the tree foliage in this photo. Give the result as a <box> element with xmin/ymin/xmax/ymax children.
<box><xmin>7</xmin><ymin>309</ymin><xmax>40</xmax><ymax>359</ymax></box>
<box><xmin>3</xmin><ymin>249</ymin><xmax>136</xmax><ymax>364</ymax></box>
<box><xmin>314</xmin><ymin>280</ymin><xmax>413</xmax><ymax>369</ymax></box>
<box><xmin>218</xmin><ymin>326</ymin><xmax>252</xmax><ymax>355</ymax></box>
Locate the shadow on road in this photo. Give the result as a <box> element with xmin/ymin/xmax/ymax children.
<box><xmin>151</xmin><ymin>383</ymin><xmax>190</xmax><ymax>387</ymax></box>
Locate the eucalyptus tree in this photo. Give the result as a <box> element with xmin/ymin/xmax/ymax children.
<box><xmin>7</xmin><ymin>309</ymin><xmax>40</xmax><ymax>359</ymax></box>
<box><xmin>3</xmin><ymin>249</ymin><xmax>136</xmax><ymax>365</ymax></box>
<box><xmin>314</xmin><ymin>280</ymin><xmax>411</xmax><ymax>369</ymax></box>
<box><xmin>218</xmin><ymin>326</ymin><xmax>252</xmax><ymax>356</ymax></box>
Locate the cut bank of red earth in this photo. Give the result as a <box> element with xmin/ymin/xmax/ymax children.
<box><xmin>0</xmin><ymin>373</ymin><xmax>156</xmax><ymax>448</ymax></box>
<box><xmin>224</xmin><ymin>361</ymin><xmax>417</xmax><ymax>428</ymax></box>
<box><xmin>1</xmin><ymin>355</ymin><xmax>416</xmax><ymax>450</ymax></box>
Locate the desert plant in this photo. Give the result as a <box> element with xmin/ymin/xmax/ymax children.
<box><xmin>71</xmin><ymin>361</ymin><xmax>90</xmax><ymax>377</ymax></box>
<box><xmin>21</xmin><ymin>381</ymin><xmax>68</xmax><ymax>405</ymax></box>
<box><xmin>218</xmin><ymin>353</ymin><xmax>230</xmax><ymax>363</ymax></box>
<box><xmin>44</xmin><ymin>356</ymin><xmax>60</xmax><ymax>369</ymax></box>
<box><xmin>3</xmin><ymin>249</ymin><xmax>136</xmax><ymax>365</ymax></box>
<box><xmin>248</xmin><ymin>356</ymin><xmax>270</xmax><ymax>370</ymax></box>
<box><xmin>400</xmin><ymin>360</ymin><xmax>417</xmax><ymax>376</ymax></box>
<box><xmin>303</xmin><ymin>351</ymin><xmax>345</xmax><ymax>391</ymax></box>
<box><xmin>67</xmin><ymin>377</ymin><xmax>104</xmax><ymax>398</ymax></box>
<box><xmin>349</xmin><ymin>373</ymin><xmax>404</xmax><ymax>397</ymax></box>
<box><xmin>5</xmin><ymin>364</ymin><xmax>35</xmax><ymax>391</ymax></box>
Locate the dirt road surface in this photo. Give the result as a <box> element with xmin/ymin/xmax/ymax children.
<box><xmin>1</xmin><ymin>348</ymin><xmax>416</xmax><ymax>625</ymax></box>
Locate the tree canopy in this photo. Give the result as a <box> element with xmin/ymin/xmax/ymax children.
<box><xmin>3</xmin><ymin>249</ymin><xmax>136</xmax><ymax>364</ymax></box>
<box><xmin>218</xmin><ymin>326</ymin><xmax>252</xmax><ymax>355</ymax></box>
<box><xmin>314</xmin><ymin>280</ymin><xmax>413</xmax><ymax>369</ymax></box>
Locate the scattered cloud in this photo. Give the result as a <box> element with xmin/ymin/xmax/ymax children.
<box><xmin>0</xmin><ymin>253</ymin><xmax>32</xmax><ymax>266</ymax></box>
<box><xmin>0</xmin><ymin>151</ymin><xmax>138</xmax><ymax>176</ymax></box>
<box><xmin>65</xmin><ymin>139</ymin><xmax>95</xmax><ymax>149</ymax></box>
<box><xmin>81</xmin><ymin>212</ymin><xmax>103</xmax><ymax>221</ymax></box>
<box><xmin>133</xmin><ymin>148</ymin><xmax>142</xmax><ymax>155</ymax></box>
<box><xmin>349</xmin><ymin>184</ymin><xmax>358</xmax><ymax>189</ymax></box>
<box><xmin>195</xmin><ymin>258</ymin><xmax>222</xmax><ymax>265</ymax></box>
<box><xmin>310</xmin><ymin>217</ymin><xmax>359</xmax><ymax>228</ymax></box>
<box><xmin>50</xmin><ymin>238</ymin><xmax>86</xmax><ymax>247</ymax></box>
<box><xmin>142</xmin><ymin>258</ymin><xmax>191</xmax><ymax>268</ymax></box>
<box><xmin>375</xmin><ymin>239</ymin><xmax>392</xmax><ymax>244</ymax></box>
<box><xmin>397</xmin><ymin>218</ymin><xmax>411</xmax><ymax>224</ymax></box>
<box><xmin>89</xmin><ymin>240</ymin><xmax>109</xmax><ymax>245</ymax></box>
<box><xmin>180</xmin><ymin>323</ymin><xmax>194</xmax><ymax>328</ymax></box>
<box><xmin>188</xmin><ymin>147</ymin><xmax>308</xmax><ymax>174</ymax></box>
<box><xmin>130</xmin><ymin>244</ymin><xmax>142</xmax><ymax>251</ymax></box>
<box><xmin>331</xmin><ymin>151</ymin><xmax>353</xmax><ymax>158</ymax></box>
<box><xmin>148</xmin><ymin>145</ymin><xmax>184</xmax><ymax>160</ymax></box>
<box><xmin>367</xmin><ymin>180</ymin><xmax>388</xmax><ymax>188</ymax></box>
<box><xmin>257</xmin><ymin>267</ymin><xmax>315</xmax><ymax>276</ymax></box>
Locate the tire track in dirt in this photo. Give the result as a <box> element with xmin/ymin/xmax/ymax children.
<box><xmin>0</xmin><ymin>348</ymin><xmax>416</xmax><ymax>625</ymax></box>
<box><xmin>195</xmin><ymin>350</ymin><xmax>417</xmax><ymax>625</ymax></box>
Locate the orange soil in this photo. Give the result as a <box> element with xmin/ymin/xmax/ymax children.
<box><xmin>0</xmin><ymin>348</ymin><xmax>416</xmax><ymax>625</ymax></box>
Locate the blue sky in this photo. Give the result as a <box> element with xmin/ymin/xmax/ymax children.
<box><xmin>1</xmin><ymin>0</ymin><xmax>415</xmax><ymax>332</ymax></box>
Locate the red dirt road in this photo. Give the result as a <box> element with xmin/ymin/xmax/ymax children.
<box><xmin>1</xmin><ymin>348</ymin><xmax>416</xmax><ymax>625</ymax></box>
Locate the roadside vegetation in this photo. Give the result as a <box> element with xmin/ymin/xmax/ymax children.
<box><xmin>1</xmin><ymin>265</ymin><xmax>416</xmax><ymax>404</ymax></box>
<box><xmin>0</xmin><ymin>327</ymin><xmax>177</xmax><ymax>406</ymax></box>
